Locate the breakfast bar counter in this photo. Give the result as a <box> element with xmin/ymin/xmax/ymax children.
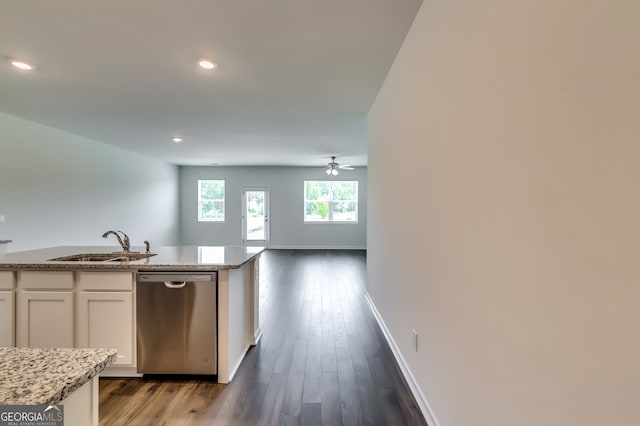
<box><xmin>0</xmin><ymin>347</ymin><xmax>117</xmax><ymax>425</ymax></box>
<box><xmin>0</xmin><ymin>347</ymin><xmax>116</xmax><ymax>405</ymax></box>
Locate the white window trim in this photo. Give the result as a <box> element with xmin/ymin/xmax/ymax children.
<box><xmin>198</xmin><ymin>179</ymin><xmax>226</xmax><ymax>222</ymax></box>
<box><xmin>303</xmin><ymin>180</ymin><xmax>359</xmax><ymax>224</ymax></box>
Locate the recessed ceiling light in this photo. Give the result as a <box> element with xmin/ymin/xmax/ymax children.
<box><xmin>11</xmin><ymin>60</ymin><xmax>34</xmax><ymax>71</ymax></box>
<box><xmin>198</xmin><ymin>59</ymin><xmax>217</xmax><ymax>70</ymax></box>
<box><xmin>172</xmin><ymin>137</ymin><xmax>183</xmax><ymax>143</ymax></box>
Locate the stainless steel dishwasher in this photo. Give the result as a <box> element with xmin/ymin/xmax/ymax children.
<box><xmin>136</xmin><ymin>271</ymin><xmax>217</xmax><ymax>375</ymax></box>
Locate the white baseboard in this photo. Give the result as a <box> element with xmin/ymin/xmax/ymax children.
<box><xmin>365</xmin><ymin>292</ymin><xmax>441</xmax><ymax>426</ymax></box>
<box><xmin>227</xmin><ymin>343</ymin><xmax>251</xmax><ymax>382</ymax></box>
<box><xmin>99</xmin><ymin>366</ymin><xmax>142</xmax><ymax>378</ymax></box>
<box><xmin>252</xmin><ymin>327</ymin><xmax>263</xmax><ymax>345</ymax></box>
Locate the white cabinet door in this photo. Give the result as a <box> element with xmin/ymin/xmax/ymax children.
<box><xmin>76</xmin><ymin>292</ymin><xmax>133</xmax><ymax>365</ymax></box>
<box><xmin>0</xmin><ymin>291</ymin><xmax>14</xmax><ymax>346</ymax></box>
<box><xmin>17</xmin><ymin>291</ymin><xmax>74</xmax><ymax>348</ymax></box>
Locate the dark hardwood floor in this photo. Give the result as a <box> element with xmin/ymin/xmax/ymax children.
<box><xmin>99</xmin><ymin>249</ymin><xmax>427</xmax><ymax>425</ymax></box>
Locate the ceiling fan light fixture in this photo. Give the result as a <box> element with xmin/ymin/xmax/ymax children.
<box><xmin>326</xmin><ymin>167</ymin><xmax>339</xmax><ymax>176</ymax></box>
<box><xmin>326</xmin><ymin>156</ymin><xmax>346</xmax><ymax>176</ymax></box>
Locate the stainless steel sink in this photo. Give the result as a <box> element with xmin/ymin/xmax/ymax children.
<box><xmin>48</xmin><ymin>253</ymin><xmax>157</xmax><ymax>262</ymax></box>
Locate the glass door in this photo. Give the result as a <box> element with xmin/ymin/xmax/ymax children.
<box><xmin>243</xmin><ymin>188</ymin><xmax>269</xmax><ymax>247</ymax></box>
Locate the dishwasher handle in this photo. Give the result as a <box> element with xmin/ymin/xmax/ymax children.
<box><xmin>164</xmin><ymin>281</ymin><xmax>187</xmax><ymax>288</ymax></box>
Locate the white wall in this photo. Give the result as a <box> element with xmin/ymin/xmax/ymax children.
<box><xmin>368</xmin><ymin>2</ymin><xmax>640</xmax><ymax>426</ymax></box>
<box><xmin>0</xmin><ymin>112</ymin><xmax>179</xmax><ymax>252</ymax></box>
<box><xmin>180</xmin><ymin>166</ymin><xmax>366</xmax><ymax>248</ymax></box>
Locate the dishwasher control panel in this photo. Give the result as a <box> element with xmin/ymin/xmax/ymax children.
<box><xmin>137</xmin><ymin>273</ymin><xmax>214</xmax><ymax>282</ymax></box>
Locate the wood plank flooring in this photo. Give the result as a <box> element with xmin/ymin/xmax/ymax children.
<box><xmin>99</xmin><ymin>249</ymin><xmax>427</xmax><ymax>426</ymax></box>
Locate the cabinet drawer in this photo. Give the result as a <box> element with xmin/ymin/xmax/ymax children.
<box><xmin>77</xmin><ymin>271</ymin><xmax>134</xmax><ymax>291</ymax></box>
<box><xmin>18</xmin><ymin>271</ymin><xmax>74</xmax><ymax>290</ymax></box>
<box><xmin>0</xmin><ymin>291</ymin><xmax>14</xmax><ymax>346</ymax></box>
<box><xmin>0</xmin><ymin>271</ymin><xmax>14</xmax><ymax>290</ymax></box>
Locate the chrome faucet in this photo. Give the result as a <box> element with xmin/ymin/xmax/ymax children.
<box><xmin>102</xmin><ymin>230</ymin><xmax>131</xmax><ymax>252</ymax></box>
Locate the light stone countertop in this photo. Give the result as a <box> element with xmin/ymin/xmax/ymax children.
<box><xmin>0</xmin><ymin>348</ymin><xmax>117</xmax><ymax>405</ymax></box>
<box><xmin>0</xmin><ymin>245</ymin><xmax>265</xmax><ymax>271</ymax></box>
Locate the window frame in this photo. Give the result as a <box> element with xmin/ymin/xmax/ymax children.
<box><xmin>303</xmin><ymin>180</ymin><xmax>359</xmax><ymax>224</ymax></box>
<box><xmin>198</xmin><ymin>179</ymin><xmax>226</xmax><ymax>222</ymax></box>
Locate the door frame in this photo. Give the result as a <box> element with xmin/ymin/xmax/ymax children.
<box><xmin>241</xmin><ymin>186</ymin><xmax>270</xmax><ymax>247</ymax></box>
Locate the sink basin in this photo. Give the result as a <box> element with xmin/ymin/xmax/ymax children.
<box><xmin>48</xmin><ymin>253</ymin><xmax>157</xmax><ymax>262</ymax></box>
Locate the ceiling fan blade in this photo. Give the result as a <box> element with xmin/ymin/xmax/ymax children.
<box><xmin>338</xmin><ymin>165</ymin><xmax>354</xmax><ymax>170</ymax></box>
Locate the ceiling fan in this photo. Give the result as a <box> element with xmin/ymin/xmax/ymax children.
<box><xmin>326</xmin><ymin>156</ymin><xmax>354</xmax><ymax>176</ymax></box>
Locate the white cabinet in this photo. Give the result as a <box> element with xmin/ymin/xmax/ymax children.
<box><xmin>76</xmin><ymin>292</ymin><xmax>133</xmax><ymax>365</ymax></box>
<box><xmin>17</xmin><ymin>291</ymin><xmax>74</xmax><ymax>347</ymax></box>
<box><xmin>0</xmin><ymin>272</ymin><xmax>14</xmax><ymax>346</ymax></box>
<box><xmin>76</xmin><ymin>272</ymin><xmax>135</xmax><ymax>366</ymax></box>
<box><xmin>17</xmin><ymin>271</ymin><xmax>74</xmax><ymax>348</ymax></box>
<box><xmin>0</xmin><ymin>271</ymin><xmax>14</xmax><ymax>289</ymax></box>
<box><xmin>18</xmin><ymin>271</ymin><xmax>74</xmax><ymax>290</ymax></box>
<box><xmin>0</xmin><ymin>292</ymin><xmax>14</xmax><ymax>346</ymax></box>
<box><xmin>9</xmin><ymin>269</ymin><xmax>137</xmax><ymax>374</ymax></box>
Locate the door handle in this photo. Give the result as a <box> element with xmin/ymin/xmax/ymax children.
<box><xmin>165</xmin><ymin>281</ymin><xmax>187</xmax><ymax>288</ymax></box>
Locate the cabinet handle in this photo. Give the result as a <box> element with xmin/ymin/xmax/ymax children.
<box><xmin>164</xmin><ymin>281</ymin><xmax>187</xmax><ymax>289</ymax></box>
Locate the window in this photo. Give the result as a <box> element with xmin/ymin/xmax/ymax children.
<box><xmin>198</xmin><ymin>180</ymin><xmax>225</xmax><ymax>222</ymax></box>
<box><xmin>304</xmin><ymin>181</ymin><xmax>358</xmax><ymax>222</ymax></box>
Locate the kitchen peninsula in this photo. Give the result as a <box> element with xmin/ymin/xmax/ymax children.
<box><xmin>0</xmin><ymin>245</ymin><xmax>264</xmax><ymax>384</ymax></box>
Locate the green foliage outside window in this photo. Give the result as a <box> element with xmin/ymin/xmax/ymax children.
<box><xmin>247</xmin><ymin>191</ymin><xmax>264</xmax><ymax>217</ymax></box>
<box><xmin>304</xmin><ymin>181</ymin><xmax>358</xmax><ymax>222</ymax></box>
<box><xmin>198</xmin><ymin>180</ymin><xmax>225</xmax><ymax>221</ymax></box>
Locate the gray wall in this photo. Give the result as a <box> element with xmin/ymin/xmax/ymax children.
<box><xmin>368</xmin><ymin>1</ymin><xmax>640</xmax><ymax>426</ymax></box>
<box><xmin>0</xmin><ymin>112</ymin><xmax>179</xmax><ymax>252</ymax></box>
<box><xmin>179</xmin><ymin>166</ymin><xmax>366</xmax><ymax>248</ymax></box>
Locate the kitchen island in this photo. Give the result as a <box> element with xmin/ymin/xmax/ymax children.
<box><xmin>0</xmin><ymin>347</ymin><xmax>117</xmax><ymax>426</ymax></box>
<box><xmin>0</xmin><ymin>245</ymin><xmax>264</xmax><ymax>383</ymax></box>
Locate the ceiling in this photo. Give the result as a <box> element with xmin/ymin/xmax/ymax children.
<box><xmin>0</xmin><ymin>0</ymin><xmax>422</xmax><ymax>166</ymax></box>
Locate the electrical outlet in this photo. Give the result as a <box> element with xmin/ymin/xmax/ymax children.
<box><xmin>412</xmin><ymin>329</ymin><xmax>418</xmax><ymax>352</ymax></box>
<box><xmin>0</xmin><ymin>215</ymin><xmax>5</xmax><ymax>223</ymax></box>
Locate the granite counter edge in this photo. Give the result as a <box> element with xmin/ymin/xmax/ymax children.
<box><xmin>0</xmin><ymin>253</ymin><xmax>262</xmax><ymax>271</ymax></box>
